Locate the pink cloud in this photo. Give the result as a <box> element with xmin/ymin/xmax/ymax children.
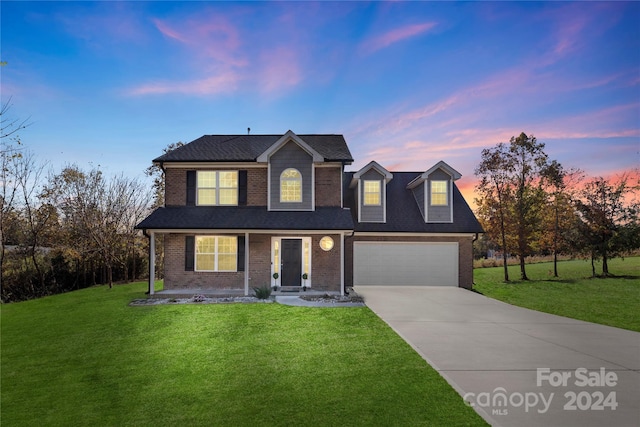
<box><xmin>129</xmin><ymin>10</ymin><xmax>307</xmax><ymax>97</ymax></box>
<box><xmin>127</xmin><ymin>72</ymin><xmax>240</xmax><ymax>96</ymax></box>
<box><xmin>153</xmin><ymin>19</ymin><xmax>188</xmax><ymax>44</ymax></box>
<box><xmin>257</xmin><ymin>47</ymin><xmax>303</xmax><ymax>94</ymax></box>
<box><xmin>361</xmin><ymin>22</ymin><xmax>437</xmax><ymax>54</ymax></box>
<box><xmin>152</xmin><ymin>16</ymin><xmax>246</xmax><ymax>68</ymax></box>
<box><xmin>539</xmin><ymin>103</ymin><xmax>640</xmax><ymax>140</ymax></box>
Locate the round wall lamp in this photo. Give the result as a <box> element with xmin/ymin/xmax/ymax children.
<box><xmin>319</xmin><ymin>236</ymin><xmax>334</xmax><ymax>251</ymax></box>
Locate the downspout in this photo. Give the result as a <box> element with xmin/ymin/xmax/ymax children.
<box><xmin>472</xmin><ymin>233</ymin><xmax>479</xmax><ymax>288</ymax></box>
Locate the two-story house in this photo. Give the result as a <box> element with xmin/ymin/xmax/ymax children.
<box><xmin>136</xmin><ymin>130</ymin><xmax>483</xmax><ymax>295</ymax></box>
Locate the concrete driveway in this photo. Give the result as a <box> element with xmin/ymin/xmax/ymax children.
<box><xmin>355</xmin><ymin>286</ymin><xmax>640</xmax><ymax>427</ymax></box>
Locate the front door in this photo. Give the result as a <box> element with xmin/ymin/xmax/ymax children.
<box><xmin>281</xmin><ymin>239</ymin><xmax>302</xmax><ymax>286</ymax></box>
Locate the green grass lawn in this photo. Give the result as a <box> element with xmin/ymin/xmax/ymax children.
<box><xmin>473</xmin><ymin>256</ymin><xmax>640</xmax><ymax>332</ymax></box>
<box><xmin>1</xmin><ymin>282</ymin><xmax>486</xmax><ymax>426</ymax></box>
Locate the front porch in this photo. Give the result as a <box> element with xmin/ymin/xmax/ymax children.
<box><xmin>145</xmin><ymin>231</ymin><xmax>347</xmax><ymax>297</ymax></box>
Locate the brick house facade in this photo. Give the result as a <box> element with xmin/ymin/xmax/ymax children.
<box><xmin>136</xmin><ymin>131</ymin><xmax>483</xmax><ymax>295</ymax></box>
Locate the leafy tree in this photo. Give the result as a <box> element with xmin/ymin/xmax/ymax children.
<box><xmin>540</xmin><ymin>161</ymin><xmax>583</xmax><ymax>276</ymax></box>
<box><xmin>507</xmin><ymin>133</ymin><xmax>548</xmax><ymax>280</ymax></box>
<box><xmin>475</xmin><ymin>132</ymin><xmax>549</xmax><ymax>281</ymax></box>
<box><xmin>574</xmin><ymin>174</ymin><xmax>640</xmax><ymax>276</ymax></box>
<box><xmin>145</xmin><ymin>141</ymin><xmax>184</xmax><ymax>208</ymax></box>
<box><xmin>475</xmin><ymin>142</ymin><xmax>514</xmax><ymax>281</ymax></box>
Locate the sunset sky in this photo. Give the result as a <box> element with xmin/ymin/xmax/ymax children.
<box><xmin>2</xmin><ymin>1</ymin><xmax>638</xmax><ymax>204</ymax></box>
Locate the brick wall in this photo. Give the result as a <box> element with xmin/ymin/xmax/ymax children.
<box><xmin>310</xmin><ymin>234</ymin><xmax>342</xmax><ymax>292</ymax></box>
<box><xmin>247</xmin><ymin>168</ymin><xmax>267</xmax><ymax>206</ymax></box>
<box><xmin>164</xmin><ymin>233</ymin><xmax>244</xmax><ymax>290</ymax></box>
<box><xmin>315</xmin><ymin>166</ymin><xmax>342</xmax><ymax>207</ymax></box>
<box><xmin>345</xmin><ymin>234</ymin><xmax>475</xmax><ymax>289</ymax></box>
<box><xmin>247</xmin><ymin>234</ymin><xmax>271</xmax><ymax>287</ymax></box>
<box><xmin>165</xmin><ymin>168</ymin><xmax>186</xmax><ymax>206</ymax></box>
<box><xmin>164</xmin><ymin>167</ymin><xmax>268</xmax><ymax>207</ymax></box>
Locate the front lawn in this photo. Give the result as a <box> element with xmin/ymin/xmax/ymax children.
<box><xmin>1</xmin><ymin>282</ymin><xmax>486</xmax><ymax>426</ymax></box>
<box><xmin>473</xmin><ymin>257</ymin><xmax>640</xmax><ymax>332</ymax></box>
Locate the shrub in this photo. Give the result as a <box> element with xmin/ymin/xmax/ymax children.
<box><xmin>253</xmin><ymin>285</ymin><xmax>272</xmax><ymax>300</ymax></box>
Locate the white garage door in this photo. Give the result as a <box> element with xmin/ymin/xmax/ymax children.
<box><xmin>353</xmin><ymin>242</ymin><xmax>458</xmax><ymax>286</ymax></box>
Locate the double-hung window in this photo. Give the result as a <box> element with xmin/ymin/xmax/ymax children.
<box><xmin>195</xmin><ymin>236</ymin><xmax>237</xmax><ymax>272</ymax></box>
<box><xmin>363</xmin><ymin>180</ymin><xmax>381</xmax><ymax>205</ymax></box>
<box><xmin>430</xmin><ymin>180</ymin><xmax>448</xmax><ymax>206</ymax></box>
<box><xmin>197</xmin><ymin>171</ymin><xmax>238</xmax><ymax>205</ymax></box>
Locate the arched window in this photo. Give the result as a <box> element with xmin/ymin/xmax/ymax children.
<box><xmin>280</xmin><ymin>168</ymin><xmax>302</xmax><ymax>202</ymax></box>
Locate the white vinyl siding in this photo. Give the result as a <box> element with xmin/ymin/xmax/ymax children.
<box><xmin>353</xmin><ymin>242</ymin><xmax>458</xmax><ymax>286</ymax></box>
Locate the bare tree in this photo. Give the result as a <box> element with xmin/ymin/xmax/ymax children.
<box><xmin>13</xmin><ymin>151</ymin><xmax>55</xmax><ymax>293</ymax></box>
<box><xmin>47</xmin><ymin>166</ymin><xmax>150</xmax><ymax>288</ymax></box>
<box><xmin>1</xmin><ymin>97</ymin><xmax>30</xmax><ymax>141</ymax></box>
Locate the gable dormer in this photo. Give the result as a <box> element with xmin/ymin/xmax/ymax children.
<box><xmin>258</xmin><ymin>130</ymin><xmax>324</xmax><ymax>211</ymax></box>
<box><xmin>349</xmin><ymin>161</ymin><xmax>393</xmax><ymax>223</ymax></box>
<box><xmin>406</xmin><ymin>161</ymin><xmax>461</xmax><ymax>223</ymax></box>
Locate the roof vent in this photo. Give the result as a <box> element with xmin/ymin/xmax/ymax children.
<box><xmin>247</xmin><ymin>127</ymin><xmax>251</xmax><ymax>135</ymax></box>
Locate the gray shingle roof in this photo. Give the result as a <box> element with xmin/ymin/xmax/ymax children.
<box><xmin>343</xmin><ymin>172</ymin><xmax>484</xmax><ymax>234</ymax></box>
<box><xmin>136</xmin><ymin>206</ymin><xmax>354</xmax><ymax>231</ymax></box>
<box><xmin>154</xmin><ymin>134</ymin><xmax>354</xmax><ymax>163</ymax></box>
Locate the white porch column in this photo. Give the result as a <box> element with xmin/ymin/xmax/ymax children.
<box><xmin>340</xmin><ymin>232</ymin><xmax>345</xmax><ymax>296</ymax></box>
<box><xmin>148</xmin><ymin>231</ymin><xmax>155</xmax><ymax>295</ymax></box>
<box><xmin>244</xmin><ymin>232</ymin><xmax>250</xmax><ymax>296</ymax></box>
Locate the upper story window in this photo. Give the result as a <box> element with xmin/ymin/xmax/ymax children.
<box><xmin>280</xmin><ymin>168</ymin><xmax>302</xmax><ymax>203</ymax></box>
<box><xmin>363</xmin><ymin>180</ymin><xmax>381</xmax><ymax>206</ymax></box>
<box><xmin>197</xmin><ymin>171</ymin><xmax>238</xmax><ymax>206</ymax></box>
<box><xmin>431</xmin><ymin>180</ymin><xmax>448</xmax><ymax>206</ymax></box>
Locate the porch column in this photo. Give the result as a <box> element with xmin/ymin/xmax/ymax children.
<box><xmin>244</xmin><ymin>232</ymin><xmax>250</xmax><ymax>296</ymax></box>
<box><xmin>148</xmin><ymin>231</ymin><xmax>155</xmax><ymax>295</ymax></box>
<box><xmin>340</xmin><ymin>232</ymin><xmax>345</xmax><ymax>296</ymax></box>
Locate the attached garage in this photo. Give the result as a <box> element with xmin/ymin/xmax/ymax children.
<box><xmin>353</xmin><ymin>242</ymin><xmax>459</xmax><ymax>286</ymax></box>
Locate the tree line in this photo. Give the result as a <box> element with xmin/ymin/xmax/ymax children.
<box><xmin>2</xmin><ymin>96</ymin><xmax>638</xmax><ymax>301</ymax></box>
<box><xmin>1</xmin><ymin>102</ymin><xmax>152</xmax><ymax>302</ymax></box>
<box><xmin>474</xmin><ymin>132</ymin><xmax>639</xmax><ymax>281</ymax></box>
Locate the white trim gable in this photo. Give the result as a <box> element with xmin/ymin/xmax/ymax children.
<box><xmin>350</xmin><ymin>161</ymin><xmax>392</xmax><ymax>224</ymax></box>
<box><xmin>349</xmin><ymin>160</ymin><xmax>393</xmax><ymax>189</ymax></box>
<box><xmin>256</xmin><ymin>130</ymin><xmax>324</xmax><ymax>163</ymax></box>
<box><xmin>406</xmin><ymin>161</ymin><xmax>460</xmax><ymax>224</ymax></box>
<box><xmin>406</xmin><ymin>160</ymin><xmax>461</xmax><ymax>189</ymax></box>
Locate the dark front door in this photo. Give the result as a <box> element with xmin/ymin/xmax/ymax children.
<box><xmin>281</xmin><ymin>239</ymin><xmax>302</xmax><ymax>286</ymax></box>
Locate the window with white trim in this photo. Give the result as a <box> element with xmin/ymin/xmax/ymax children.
<box><xmin>280</xmin><ymin>168</ymin><xmax>302</xmax><ymax>202</ymax></box>
<box><xmin>363</xmin><ymin>180</ymin><xmax>381</xmax><ymax>205</ymax></box>
<box><xmin>431</xmin><ymin>180</ymin><xmax>448</xmax><ymax>206</ymax></box>
<box><xmin>195</xmin><ymin>236</ymin><xmax>237</xmax><ymax>272</ymax></box>
<box><xmin>197</xmin><ymin>171</ymin><xmax>238</xmax><ymax>206</ymax></box>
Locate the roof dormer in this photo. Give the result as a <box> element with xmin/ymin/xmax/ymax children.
<box><xmin>406</xmin><ymin>161</ymin><xmax>461</xmax><ymax>223</ymax></box>
<box><xmin>349</xmin><ymin>161</ymin><xmax>393</xmax><ymax>223</ymax></box>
